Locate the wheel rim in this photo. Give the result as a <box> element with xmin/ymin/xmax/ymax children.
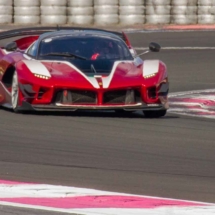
<box><xmin>11</xmin><ymin>72</ymin><xmax>19</xmax><ymax>109</ymax></box>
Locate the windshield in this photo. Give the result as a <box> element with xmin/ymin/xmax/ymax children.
<box><xmin>38</xmin><ymin>35</ymin><xmax>133</xmax><ymax>61</ymax></box>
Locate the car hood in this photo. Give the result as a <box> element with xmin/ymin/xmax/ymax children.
<box><xmin>23</xmin><ymin>59</ymin><xmax>143</xmax><ymax>89</ymax></box>
<box><xmin>43</xmin><ymin>60</ymin><xmax>142</xmax><ymax>89</ymax></box>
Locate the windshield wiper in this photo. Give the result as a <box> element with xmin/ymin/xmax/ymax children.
<box><xmin>41</xmin><ymin>52</ymin><xmax>87</xmax><ymax>60</ymax></box>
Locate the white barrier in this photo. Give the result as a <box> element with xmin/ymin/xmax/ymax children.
<box><xmin>5</xmin><ymin>0</ymin><xmax>215</xmax><ymax>25</ymax></box>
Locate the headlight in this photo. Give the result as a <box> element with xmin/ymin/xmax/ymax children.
<box><xmin>144</xmin><ymin>73</ymin><xmax>156</xmax><ymax>79</ymax></box>
<box><xmin>34</xmin><ymin>74</ymin><xmax>50</xmax><ymax>79</ymax></box>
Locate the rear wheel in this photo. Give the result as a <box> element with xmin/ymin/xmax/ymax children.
<box><xmin>143</xmin><ymin>110</ymin><xmax>167</xmax><ymax>118</ymax></box>
<box><xmin>11</xmin><ymin>71</ymin><xmax>20</xmax><ymax>113</ymax></box>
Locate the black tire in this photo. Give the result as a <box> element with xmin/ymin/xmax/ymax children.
<box><xmin>143</xmin><ymin>110</ymin><xmax>167</xmax><ymax>118</ymax></box>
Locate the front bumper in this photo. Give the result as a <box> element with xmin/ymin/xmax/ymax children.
<box><xmin>18</xmin><ymin>101</ymin><xmax>167</xmax><ymax>112</ymax></box>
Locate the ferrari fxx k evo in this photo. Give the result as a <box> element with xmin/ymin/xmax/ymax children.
<box><xmin>0</xmin><ymin>27</ymin><xmax>169</xmax><ymax>117</ymax></box>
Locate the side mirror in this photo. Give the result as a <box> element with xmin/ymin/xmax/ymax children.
<box><xmin>137</xmin><ymin>42</ymin><xmax>161</xmax><ymax>57</ymax></box>
<box><xmin>5</xmin><ymin>42</ymin><xmax>17</xmax><ymax>52</ymax></box>
<box><xmin>149</xmin><ymin>42</ymin><xmax>161</xmax><ymax>52</ymax></box>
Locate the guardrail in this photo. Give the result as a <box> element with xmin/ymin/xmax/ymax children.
<box><xmin>0</xmin><ymin>0</ymin><xmax>214</xmax><ymax>25</ymax></box>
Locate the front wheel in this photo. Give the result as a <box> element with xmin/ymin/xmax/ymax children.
<box><xmin>11</xmin><ymin>71</ymin><xmax>20</xmax><ymax>113</ymax></box>
<box><xmin>143</xmin><ymin>110</ymin><xmax>167</xmax><ymax>118</ymax></box>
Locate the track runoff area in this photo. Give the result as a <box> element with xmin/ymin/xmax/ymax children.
<box><xmin>130</xmin><ymin>29</ymin><xmax>215</xmax><ymax>119</ymax></box>
<box><xmin>1</xmin><ymin>29</ymin><xmax>215</xmax><ymax>214</ymax></box>
<box><xmin>0</xmin><ymin>180</ymin><xmax>214</xmax><ymax>215</ymax></box>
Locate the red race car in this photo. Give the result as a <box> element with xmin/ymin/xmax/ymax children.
<box><xmin>0</xmin><ymin>27</ymin><xmax>168</xmax><ymax>117</ymax></box>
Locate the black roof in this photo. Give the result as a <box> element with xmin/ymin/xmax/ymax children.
<box><xmin>0</xmin><ymin>26</ymin><xmax>124</xmax><ymax>41</ymax></box>
<box><xmin>38</xmin><ymin>30</ymin><xmax>123</xmax><ymax>42</ymax></box>
<box><xmin>0</xmin><ymin>26</ymin><xmax>127</xmax><ymax>49</ymax></box>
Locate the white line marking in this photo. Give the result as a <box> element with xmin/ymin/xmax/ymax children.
<box><xmin>0</xmin><ymin>182</ymin><xmax>214</xmax><ymax>205</ymax></box>
<box><xmin>169</xmin><ymin>108</ymin><xmax>213</xmax><ymax>113</ymax></box>
<box><xmin>169</xmin><ymin>89</ymin><xmax>215</xmax><ymax>118</ymax></box>
<box><xmin>169</xmin><ymin>89</ymin><xmax>215</xmax><ymax>98</ymax></box>
<box><xmin>0</xmin><ymin>202</ymin><xmax>215</xmax><ymax>215</ymax></box>
<box><xmin>125</xmin><ymin>29</ymin><xmax>215</xmax><ymax>34</ymax></box>
<box><xmin>167</xmin><ymin>111</ymin><xmax>215</xmax><ymax>119</ymax></box>
<box><xmin>134</xmin><ymin>47</ymin><xmax>215</xmax><ymax>50</ymax></box>
<box><xmin>170</xmin><ymin>102</ymin><xmax>215</xmax><ymax>109</ymax></box>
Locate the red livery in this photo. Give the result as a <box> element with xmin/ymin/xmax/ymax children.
<box><xmin>0</xmin><ymin>27</ymin><xmax>169</xmax><ymax>117</ymax></box>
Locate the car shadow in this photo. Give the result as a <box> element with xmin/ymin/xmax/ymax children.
<box><xmin>30</xmin><ymin>110</ymin><xmax>139</xmax><ymax>118</ymax></box>
<box><xmin>0</xmin><ymin>107</ymin><xmax>179</xmax><ymax>119</ymax></box>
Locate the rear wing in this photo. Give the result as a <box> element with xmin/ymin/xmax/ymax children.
<box><xmin>0</xmin><ymin>26</ymin><xmax>129</xmax><ymax>44</ymax></box>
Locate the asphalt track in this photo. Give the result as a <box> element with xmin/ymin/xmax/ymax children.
<box><xmin>0</xmin><ymin>31</ymin><xmax>215</xmax><ymax>214</ymax></box>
